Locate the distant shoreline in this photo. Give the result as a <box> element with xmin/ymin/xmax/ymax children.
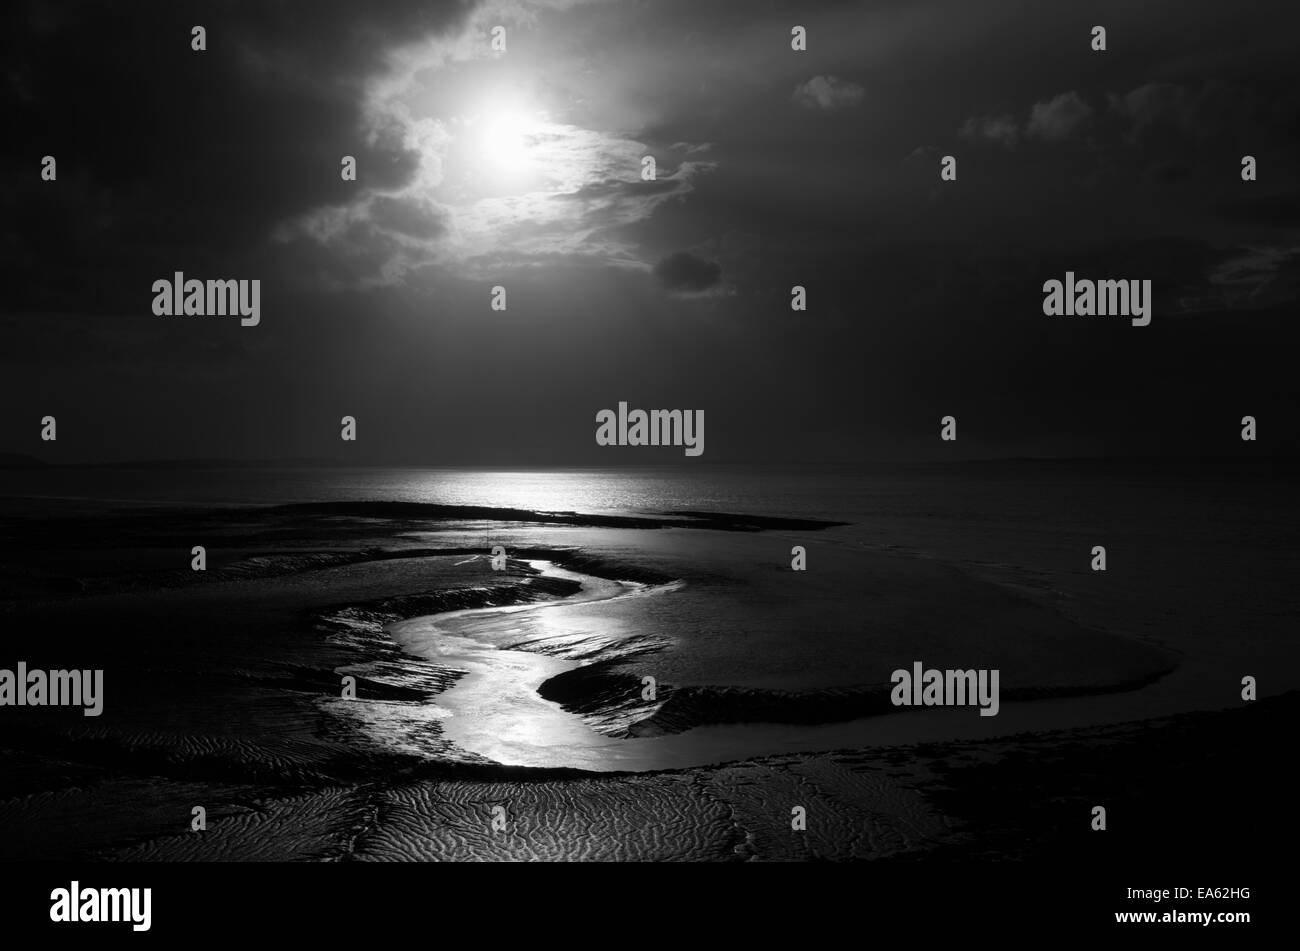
<box><xmin>5</xmin><ymin>455</ymin><xmax>1300</xmax><ymax>470</ymax></box>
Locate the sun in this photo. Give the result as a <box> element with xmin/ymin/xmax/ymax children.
<box><xmin>460</xmin><ymin>103</ymin><xmax>546</xmax><ymax>192</ymax></box>
<box><xmin>481</xmin><ymin>111</ymin><xmax>534</xmax><ymax>164</ymax></box>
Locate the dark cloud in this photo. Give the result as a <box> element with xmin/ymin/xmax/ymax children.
<box><xmin>959</xmin><ymin>114</ymin><xmax>1019</xmax><ymax>148</ymax></box>
<box><xmin>961</xmin><ymin>91</ymin><xmax>1092</xmax><ymax>148</ymax></box>
<box><xmin>565</xmin><ymin>178</ymin><xmax>686</xmax><ymax>201</ymax></box>
<box><xmin>653</xmin><ymin>251</ymin><xmax>722</xmax><ymax>293</ymax></box>
<box><xmin>1026</xmin><ymin>91</ymin><xmax>1092</xmax><ymax>141</ymax></box>
<box><xmin>369</xmin><ymin>196</ymin><xmax>449</xmax><ymax>240</ymax></box>
<box><xmin>0</xmin><ymin>0</ymin><xmax>469</xmax><ymax>313</ymax></box>
<box><xmin>792</xmin><ymin>75</ymin><xmax>864</xmax><ymax>111</ymax></box>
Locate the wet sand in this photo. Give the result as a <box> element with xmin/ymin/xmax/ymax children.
<box><xmin>0</xmin><ymin>496</ymin><xmax>1289</xmax><ymax>861</ymax></box>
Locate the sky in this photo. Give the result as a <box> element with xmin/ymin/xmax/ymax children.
<box><xmin>3</xmin><ymin>0</ymin><xmax>1299</xmax><ymax>465</ymax></box>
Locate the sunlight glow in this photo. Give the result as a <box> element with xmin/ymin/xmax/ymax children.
<box><xmin>459</xmin><ymin>103</ymin><xmax>547</xmax><ymax>192</ymax></box>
